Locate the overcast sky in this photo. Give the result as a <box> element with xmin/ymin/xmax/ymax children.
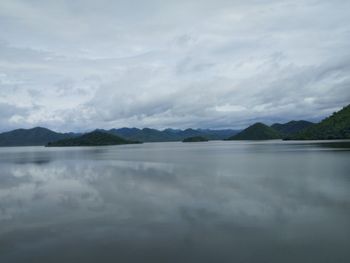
<box><xmin>0</xmin><ymin>0</ymin><xmax>349</xmax><ymax>132</ymax></box>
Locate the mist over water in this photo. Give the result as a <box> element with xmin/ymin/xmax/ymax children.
<box><xmin>0</xmin><ymin>141</ymin><xmax>350</xmax><ymax>263</ymax></box>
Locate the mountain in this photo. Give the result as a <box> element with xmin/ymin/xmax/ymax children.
<box><xmin>227</xmin><ymin>122</ymin><xmax>282</xmax><ymax>140</ymax></box>
<box><xmin>198</xmin><ymin>129</ymin><xmax>240</xmax><ymax>140</ymax></box>
<box><xmin>183</xmin><ymin>136</ymin><xmax>209</xmax><ymax>142</ymax></box>
<box><xmin>109</xmin><ymin>127</ymin><xmax>140</xmax><ymax>139</ymax></box>
<box><xmin>271</xmin><ymin>120</ymin><xmax>314</xmax><ymax>136</ymax></box>
<box><xmin>0</xmin><ymin>127</ymin><xmax>79</xmax><ymax>146</ymax></box>
<box><xmin>106</xmin><ymin>128</ymin><xmax>239</xmax><ymax>142</ymax></box>
<box><xmin>287</xmin><ymin>104</ymin><xmax>350</xmax><ymax>140</ymax></box>
<box><xmin>107</xmin><ymin>128</ymin><xmax>175</xmax><ymax>142</ymax></box>
<box><xmin>47</xmin><ymin>131</ymin><xmax>141</xmax><ymax>147</ymax></box>
<box><xmin>178</xmin><ymin>128</ymin><xmax>203</xmax><ymax>138</ymax></box>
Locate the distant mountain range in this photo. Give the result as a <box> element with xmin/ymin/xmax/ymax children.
<box><xmin>0</xmin><ymin>103</ymin><xmax>349</xmax><ymax>146</ymax></box>
<box><xmin>0</xmin><ymin>127</ymin><xmax>239</xmax><ymax>146</ymax></box>
<box><xmin>47</xmin><ymin>131</ymin><xmax>140</xmax><ymax>147</ymax></box>
<box><xmin>103</xmin><ymin>128</ymin><xmax>239</xmax><ymax>142</ymax></box>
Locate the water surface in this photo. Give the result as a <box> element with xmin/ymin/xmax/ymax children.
<box><xmin>0</xmin><ymin>140</ymin><xmax>350</xmax><ymax>263</ymax></box>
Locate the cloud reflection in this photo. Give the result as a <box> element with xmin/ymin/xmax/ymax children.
<box><xmin>0</xmin><ymin>142</ymin><xmax>350</xmax><ymax>262</ymax></box>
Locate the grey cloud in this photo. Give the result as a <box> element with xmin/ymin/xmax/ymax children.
<box><xmin>0</xmin><ymin>0</ymin><xmax>349</xmax><ymax>132</ymax></box>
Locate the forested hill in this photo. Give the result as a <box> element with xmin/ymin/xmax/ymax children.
<box><xmin>287</xmin><ymin>104</ymin><xmax>350</xmax><ymax>140</ymax></box>
<box><xmin>227</xmin><ymin>123</ymin><xmax>282</xmax><ymax>140</ymax></box>
<box><xmin>271</xmin><ymin>120</ymin><xmax>314</xmax><ymax>136</ymax></box>
<box><xmin>0</xmin><ymin>127</ymin><xmax>79</xmax><ymax>146</ymax></box>
<box><xmin>47</xmin><ymin>131</ymin><xmax>140</xmax><ymax>147</ymax></box>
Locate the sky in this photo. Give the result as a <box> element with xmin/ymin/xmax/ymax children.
<box><xmin>0</xmin><ymin>0</ymin><xmax>349</xmax><ymax>132</ymax></box>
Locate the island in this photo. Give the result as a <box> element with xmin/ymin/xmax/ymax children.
<box><xmin>182</xmin><ymin>136</ymin><xmax>209</xmax><ymax>142</ymax></box>
<box><xmin>46</xmin><ymin>131</ymin><xmax>141</xmax><ymax>147</ymax></box>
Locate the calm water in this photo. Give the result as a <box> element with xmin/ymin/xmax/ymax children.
<box><xmin>0</xmin><ymin>140</ymin><xmax>350</xmax><ymax>263</ymax></box>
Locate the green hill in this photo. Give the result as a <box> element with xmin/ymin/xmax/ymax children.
<box><xmin>182</xmin><ymin>136</ymin><xmax>209</xmax><ymax>142</ymax></box>
<box><xmin>227</xmin><ymin>122</ymin><xmax>282</xmax><ymax>140</ymax></box>
<box><xmin>47</xmin><ymin>131</ymin><xmax>141</xmax><ymax>147</ymax></box>
<box><xmin>287</xmin><ymin>104</ymin><xmax>350</xmax><ymax>140</ymax></box>
<box><xmin>0</xmin><ymin>127</ymin><xmax>78</xmax><ymax>146</ymax></box>
<box><xmin>271</xmin><ymin>120</ymin><xmax>314</xmax><ymax>136</ymax></box>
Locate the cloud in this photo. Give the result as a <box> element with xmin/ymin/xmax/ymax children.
<box><xmin>0</xmin><ymin>0</ymin><xmax>349</xmax><ymax>132</ymax></box>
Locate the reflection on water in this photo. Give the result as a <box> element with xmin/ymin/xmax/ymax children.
<box><xmin>0</xmin><ymin>141</ymin><xmax>350</xmax><ymax>263</ymax></box>
<box><xmin>314</xmin><ymin>141</ymin><xmax>350</xmax><ymax>149</ymax></box>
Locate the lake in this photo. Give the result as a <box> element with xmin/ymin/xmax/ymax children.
<box><xmin>0</xmin><ymin>140</ymin><xmax>349</xmax><ymax>263</ymax></box>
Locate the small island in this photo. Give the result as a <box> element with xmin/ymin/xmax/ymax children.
<box><xmin>182</xmin><ymin>136</ymin><xmax>209</xmax><ymax>142</ymax></box>
<box><xmin>46</xmin><ymin>131</ymin><xmax>141</xmax><ymax>147</ymax></box>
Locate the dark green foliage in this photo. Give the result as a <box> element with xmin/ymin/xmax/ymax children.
<box><xmin>0</xmin><ymin>127</ymin><xmax>79</xmax><ymax>146</ymax></box>
<box><xmin>271</xmin><ymin>120</ymin><xmax>314</xmax><ymax>136</ymax></box>
<box><xmin>182</xmin><ymin>136</ymin><xmax>209</xmax><ymax>142</ymax></box>
<box><xmin>227</xmin><ymin>122</ymin><xmax>282</xmax><ymax>140</ymax></box>
<box><xmin>287</xmin><ymin>104</ymin><xmax>350</xmax><ymax>140</ymax></box>
<box><xmin>47</xmin><ymin>131</ymin><xmax>141</xmax><ymax>147</ymax></box>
